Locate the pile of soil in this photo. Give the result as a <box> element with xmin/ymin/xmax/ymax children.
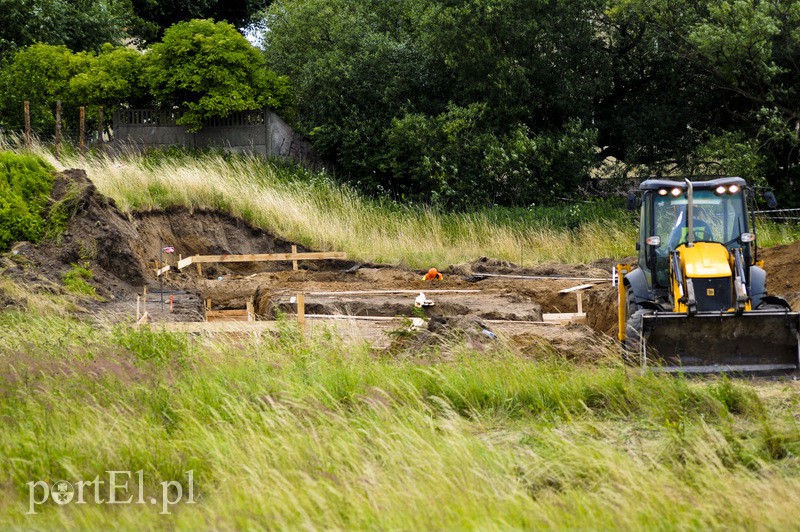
<box><xmin>760</xmin><ymin>241</ymin><xmax>800</xmax><ymax>310</ymax></box>
<box><xmin>3</xmin><ymin>169</ymin><xmax>339</xmax><ymax>314</ymax></box>
<box><xmin>388</xmin><ymin>316</ymin><xmax>504</xmax><ymax>357</ymax></box>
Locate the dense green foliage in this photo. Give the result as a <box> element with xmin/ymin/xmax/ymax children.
<box><xmin>0</xmin><ymin>151</ymin><xmax>55</xmax><ymax>250</ymax></box>
<box><xmin>0</xmin><ymin>44</ymin><xmax>91</xmax><ymax>135</ymax></box>
<box><xmin>145</xmin><ymin>19</ymin><xmax>292</xmax><ymax>132</ymax></box>
<box><xmin>2</xmin><ymin>1</ymin><xmax>800</xmax><ymax>207</ymax></box>
<box><xmin>0</xmin><ymin>0</ymin><xmax>271</xmax><ymax>52</ymax></box>
<box><xmin>264</xmin><ymin>0</ymin><xmax>601</xmax><ymax>206</ymax></box>
<box><xmin>0</xmin><ymin>43</ymin><xmax>148</xmax><ymax>136</ymax></box>
<box><xmin>128</xmin><ymin>0</ymin><xmax>270</xmax><ymax>43</ymax></box>
<box><xmin>0</xmin><ymin>21</ymin><xmax>288</xmax><ymax>136</ymax></box>
<box><xmin>0</xmin><ymin>0</ymin><xmax>131</xmax><ymax>55</ymax></box>
<box><xmin>264</xmin><ymin>0</ymin><xmax>800</xmax><ymax>206</ymax></box>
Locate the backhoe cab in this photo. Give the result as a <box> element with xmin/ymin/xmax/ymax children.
<box><xmin>618</xmin><ymin>177</ymin><xmax>800</xmax><ymax>373</ymax></box>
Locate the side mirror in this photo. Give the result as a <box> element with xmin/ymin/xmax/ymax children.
<box><xmin>764</xmin><ymin>191</ymin><xmax>778</xmax><ymax>209</ymax></box>
<box><xmin>626</xmin><ymin>192</ymin><xmax>638</xmax><ymax>211</ymax></box>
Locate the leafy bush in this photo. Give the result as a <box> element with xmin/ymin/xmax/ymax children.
<box><xmin>0</xmin><ymin>151</ymin><xmax>55</xmax><ymax>250</ymax></box>
<box><xmin>145</xmin><ymin>19</ymin><xmax>293</xmax><ymax>132</ymax></box>
<box><xmin>61</xmin><ymin>264</ymin><xmax>98</xmax><ymax>297</ymax></box>
<box><xmin>385</xmin><ymin>105</ymin><xmax>598</xmax><ymax>207</ymax></box>
<box><xmin>0</xmin><ymin>44</ymin><xmax>91</xmax><ymax>135</ymax></box>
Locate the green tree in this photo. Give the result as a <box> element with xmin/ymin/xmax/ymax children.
<box><xmin>129</xmin><ymin>0</ymin><xmax>271</xmax><ymax>43</ymax></box>
<box><xmin>0</xmin><ymin>43</ymin><xmax>145</xmax><ymax>137</ymax></box>
<box><xmin>0</xmin><ymin>0</ymin><xmax>131</xmax><ymax>56</ymax></box>
<box><xmin>687</xmin><ymin>0</ymin><xmax>800</xmax><ymax>200</ymax></box>
<box><xmin>689</xmin><ymin>131</ymin><xmax>766</xmax><ymax>186</ymax></box>
<box><xmin>145</xmin><ymin>19</ymin><xmax>292</xmax><ymax>132</ymax></box>
<box><xmin>69</xmin><ymin>44</ymin><xmax>148</xmax><ymax>109</ymax></box>
<box><xmin>264</xmin><ymin>0</ymin><xmax>601</xmax><ymax>206</ymax></box>
<box><xmin>0</xmin><ymin>44</ymin><xmax>91</xmax><ymax>135</ymax></box>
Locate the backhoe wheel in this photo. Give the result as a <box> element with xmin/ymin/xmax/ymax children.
<box><xmin>622</xmin><ymin>287</ymin><xmax>649</xmax><ymax>364</ymax></box>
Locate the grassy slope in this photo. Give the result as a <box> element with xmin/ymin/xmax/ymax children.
<box><xmin>8</xmin><ymin>145</ymin><xmax>800</xmax><ymax>269</ymax></box>
<box><xmin>0</xmin><ymin>312</ymin><xmax>799</xmax><ymax>528</ymax></box>
<box><xmin>32</xmin><ymin>149</ymin><xmax>639</xmax><ymax>268</ymax></box>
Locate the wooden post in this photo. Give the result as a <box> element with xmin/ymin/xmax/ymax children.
<box><xmin>136</xmin><ymin>295</ymin><xmax>141</xmax><ymax>321</ymax></box>
<box><xmin>291</xmin><ymin>245</ymin><xmax>298</xmax><ymax>271</ymax></box>
<box><xmin>142</xmin><ymin>286</ymin><xmax>147</xmax><ymax>315</ymax></box>
<box><xmin>97</xmin><ymin>106</ymin><xmax>104</xmax><ymax>154</ymax></box>
<box><xmin>196</xmin><ymin>254</ymin><xmax>202</xmax><ymax>276</ymax></box>
<box><xmin>246</xmin><ymin>298</ymin><xmax>254</xmax><ymax>322</ymax></box>
<box><xmin>23</xmin><ymin>100</ymin><xmax>31</xmax><ymax>148</ymax></box>
<box><xmin>55</xmin><ymin>101</ymin><xmax>62</xmax><ymax>160</ymax></box>
<box><xmin>296</xmin><ymin>293</ymin><xmax>305</xmax><ymax>328</ymax></box>
<box><xmin>577</xmin><ymin>291</ymin><xmax>583</xmax><ymax>314</ymax></box>
<box><xmin>79</xmin><ymin>106</ymin><xmax>85</xmax><ymax>155</ymax></box>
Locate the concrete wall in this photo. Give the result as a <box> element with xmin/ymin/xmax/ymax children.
<box><xmin>112</xmin><ymin>109</ymin><xmax>319</xmax><ymax>164</ymax></box>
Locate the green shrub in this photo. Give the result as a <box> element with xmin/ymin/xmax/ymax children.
<box><xmin>144</xmin><ymin>19</ymin><xmax>293</xmax><ymax>132</ymax></box>
<box><xmin>61</xmin><ymin>264</ymin><xmax>98</xmax><ymax>297</ymax></box>
<box><xmin>0</xmin><ymin>151</ymin><xmax>55</xmax><ymax>250</ymax></box>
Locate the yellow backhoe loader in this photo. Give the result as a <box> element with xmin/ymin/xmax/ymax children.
<box><xmin>617</xmin><ymin>177</ymin><xmax>800</xmax><ymax>373</ymax></box>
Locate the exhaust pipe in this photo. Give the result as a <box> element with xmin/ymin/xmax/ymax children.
<box><xmin>684</xmin><ymin>178</ymin><xmax>694</xmax><ymax>248</ymax></box>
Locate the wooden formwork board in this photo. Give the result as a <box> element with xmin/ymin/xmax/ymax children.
<box><xmin>177</xmin><ymin>251</ymin><xmax>347</xmax><ymax>270</ymax></box>
<box><xmin>204</xmin><ymin>298</ymin><xmax>254</xmax><ymax>322</ymax></box>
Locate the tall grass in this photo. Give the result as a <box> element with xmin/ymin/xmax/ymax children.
<box><xmin>1</xmin><ymin>312</ymin><xmax>799</xmax><ymax>529</ymax></box>
<box><xmin>30</xmin><ymin>148</ymin><xmax>636</xmax><ymax>267</ymax></box>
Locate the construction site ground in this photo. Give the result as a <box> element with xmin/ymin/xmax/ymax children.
<box><xmin>4</xmin><ymin>169</ymin><xmax>800</xmax><ymax>362</ymax></box>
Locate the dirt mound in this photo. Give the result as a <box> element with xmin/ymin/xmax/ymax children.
<box><xmin>4</xmin><ymin>169</ymin><xmax>337</xmax><ymax>309</ymax></box>
<box><xmin>509</xmin><ymin>324</ymin><xmax>616</xmax><ymax>362</ymax></box>
<box><xmin>760</xmin><ymin>242</ymin><xmax>800</xmax><ymax>310</ymax></box>
<box><xmin>130</xmin><ymin>208</ymin><xmax>320</xmax><ymax>277</ymax></box>
<box><xmin>456</xmin><ymin>256</ymin><xmax>612</xmax><ymax>280</ymax></box>
<box><xmin>8</xmin><ymin>169</ymin><xmax>149</xmax><ymax>302</ymax></box>
<box><xmin>585</xmin><ymin>285</ymin><xmax>619</xmax><ymax>337</ymax></box>
<box><xmin>388</xmin><ymin>316</ymin><xmax>503</xmax><ymax>356</ymax></box>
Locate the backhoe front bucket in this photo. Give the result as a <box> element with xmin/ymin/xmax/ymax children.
<box><xmin>640</xmin><ymin>310</ymin><xmax>800</xmax><ymax>373</ymax></box>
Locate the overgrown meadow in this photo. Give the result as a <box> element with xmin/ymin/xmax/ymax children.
<box><xmin>1</xmin><ymin>309</ymin><xmax>799</xmax><ymax>529</ymax></box>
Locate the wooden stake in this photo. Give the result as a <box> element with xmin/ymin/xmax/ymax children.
<box><xmin>23</xmin><ymin>100</ymin><xmax>31</xmax><ymax>148</ymax></box>
<box><xmin>246</xmin><ymin>298</ymin><xmax>254</xmax><ymax>322</ymax></box>
<box><xmin>79</xmin><ymin>106</ymin><xmax>85</xmax><ymax>155</ymax></box>
<box><xmin>196</xmin><ymin>255</ymin><xmax>202</xmax><ymax>276</ymax></box>
<box><xmin>142</xmin><ymin>286</ymin><xmax>147</xmax><ymax>315</ymax></box>
<box><xmin>296</xmin><ymin>293</ymin><xmax>305</xmax><ymax>328</ymax></box>
<box><xmin>98</xmin><ymin>106</ymin><xmax>104</xmax><ymax>154</ymax></box>
<box><xmin>291</xmin><ymin>245</ymin><xmax>298</xmax><ymax>271</ymax></box>
<box><xmin>55</xmin><ymin>101</ymin><xmax>61</xmax><ymax>160</ymax></box>
<box><xmin>577</xmin><ymin>291</ymin><xmax>583</xmax><ymax>314</ymax></box>
<box><xmin>136</xmin><ymin>295</ymin><xmax>141</xmax><ymax>321</ymax></box>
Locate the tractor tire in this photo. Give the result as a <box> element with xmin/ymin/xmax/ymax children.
<box><xmin>622</xmin><ymin>287</ymin><xmax>650</xmax><ymax>364</ymax></box>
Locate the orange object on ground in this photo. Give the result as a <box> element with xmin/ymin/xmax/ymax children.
<box><xmin>423</xmin><ymin>268</ymin><xmax>443</xmax><ymax>281</ymax></box>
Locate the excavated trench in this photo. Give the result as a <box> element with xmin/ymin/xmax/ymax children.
<box><xmin>6</xmin><ymin>169</ymin><xmax>800</xmax><ymax>360</ymax></box>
